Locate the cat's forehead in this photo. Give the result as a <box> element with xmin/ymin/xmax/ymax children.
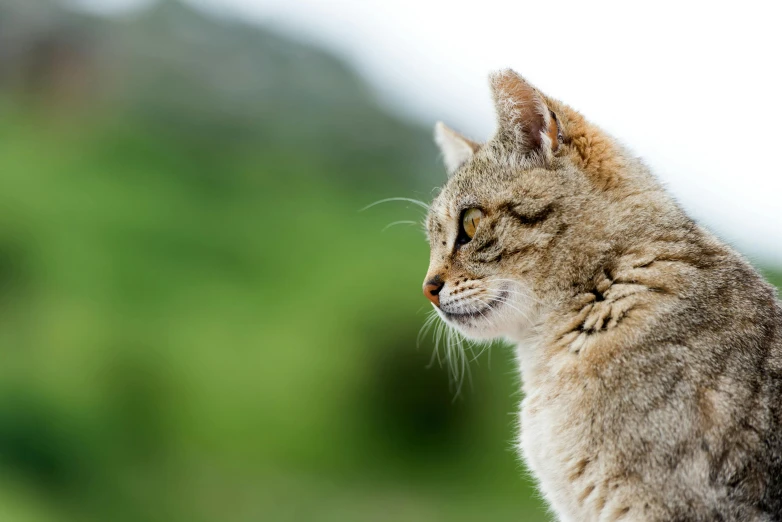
<box><xmin>426</xmin><ymin>191</ymin><xmax>456</xmax><ymax>233</ymax></box>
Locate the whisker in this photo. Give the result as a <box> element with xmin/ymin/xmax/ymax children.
<box><xmin>491</xmin><ymin>289</ymin><xmax>540</xmax><ymax>302</ymax></box>
<box><xmin>469</xmin><ymin>341</ymin><xmax>492</xmax><ymax>363</ymax></box>
<box><xmin>482</xmin><ymin>291</ymin><xmax>527</xmax><ymax>315</ymax></box>
<box><xmin>488</xmin><ymin>340</ymin><xmax>492</xmax><ymax>369</ymax></box>
<box><xmin>426</xmin><ymin>324</ymin><xmax>440</xmax><ymax>368</ymax></box>
<box><xmin>447</xmin><ymin>328</ymin><xmax>471</xmax><ymax>399</ymax></box>
<box><xmin>483</xmin><ymin>281</ymin><xmax>545</xmax><ymax>306</ymax></box>
<box><xmin>360</xmin><ymin>197</ymin><xmax>430</xmax><ymax>212</ymax></box>
<box><xmin>468</xmin><ymin>301</ymin><xmax>499</xmax><ymax>366</ymax></box>
<box><xmin>446</xmin><ymin>328</ymin><xmax>457</xmax><ymax>379</ymax></box>
<box><xmin>382</xmin><ymin>220</ymin><xmax>418</xmax><ymax>232</ymax></box>
<box><xmin>432</xmin><ymin>319</ymin><xmax>447</xmax><ymax>368</ymax></box>
<box><xmin>417</xmin><ymin>310</ymin><xmax>439</xmax><ymax>349</ymax></box>
<box><xmin>420</xmin><ymin>300</ymin><xmax>505</xmax><ymax>398</ymax></box>
<box><xmin>472</xmin><ymin>294</ymin><xmax>506</xmax><ymax>328</ymax></box>
<box><xmin>483</xmin><ymin>294</ymin><xmax>534</xmax><ymax>325</ymax></box>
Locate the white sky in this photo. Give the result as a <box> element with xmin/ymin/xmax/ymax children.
<box><xmin>75</xmin><ymin>0</ymin><xmax>782</xmax><ymax>265</ymax></box>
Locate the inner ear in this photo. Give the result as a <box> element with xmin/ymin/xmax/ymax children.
<box><xmin>489</xmin><ymin>69</ymin><xmax>557</xmax><ymax>157</ymax></box>
<box><xmin>547</xmin><ymin>111</ymin><xmax>560</xmax><ymax>153</ymax></box>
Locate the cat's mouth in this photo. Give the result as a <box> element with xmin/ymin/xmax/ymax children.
<box><xmin>440</xmin><ymin>289</ymin><xmax>510</xmax><ymax>323</ymax></box>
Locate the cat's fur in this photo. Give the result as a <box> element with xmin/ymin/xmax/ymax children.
<box><xmin>423</xmin><ymin>69</ymin><xmax>782</xmax><ymax>521</ymax></box>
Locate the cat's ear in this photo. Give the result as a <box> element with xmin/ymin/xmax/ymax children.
<box><xmin>489</xmin><ymin>69</ymin><xmax>559</xmax><ymax>159</ymax></box>
<box><xmin>434</xmin><ymin>121</ymin><xmax>481</xmax><ymax>176</ymax></box>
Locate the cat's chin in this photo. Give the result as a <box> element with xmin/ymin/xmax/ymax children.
<box><xmin>437</xmin><ymin>308</ymin><xmax>508</xmax><ymax>341</ymax></box>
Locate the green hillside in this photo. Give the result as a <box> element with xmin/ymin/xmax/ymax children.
<box><xmin>0</xmin><ymin>2</ymin><xmax>778</xmax><ymax>522</ymax></box>
<box><xmin>0</xmin><ymin>1</ymin><xmax>549</xmax><ymax>521</ymax></box>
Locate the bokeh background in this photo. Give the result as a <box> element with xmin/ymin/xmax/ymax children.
<box><xmin>0</xmin><ymin>1</ymin><xmax>780</xmax><ymax>521</ymax></box>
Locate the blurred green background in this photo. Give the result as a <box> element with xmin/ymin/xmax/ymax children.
<box><xmin>0</xmin><ymin>1</ymin><xmax>779</xmax><ymax>521</ymax></box>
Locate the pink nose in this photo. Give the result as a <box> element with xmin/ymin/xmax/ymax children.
<box><xmin>422</xmin><ymin>276</ymin><xmax>444</xmax><ymax>307</ymax></box>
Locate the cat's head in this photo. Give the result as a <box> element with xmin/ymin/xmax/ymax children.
<box><xmin>423</xmin><ymin>69</ymin><xmax>646</xmax><ymax>341</ymax></box>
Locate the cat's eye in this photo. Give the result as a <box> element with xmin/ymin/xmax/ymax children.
<box><xmin>460</xmin><ymin>207</ymin><xmax>484</xmax><ymax>243</ymax></box>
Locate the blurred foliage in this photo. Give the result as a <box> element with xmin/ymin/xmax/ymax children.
<box><xmin>0</xmin><ymin>1</ymin><xmax>549</xmax><ymax>521</ymax></box>
<box><xmin>0</xmin><ymin>1</ymin><xmax>779</xmax><ymax>522</ymax></box>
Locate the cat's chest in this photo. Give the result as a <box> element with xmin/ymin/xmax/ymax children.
<box><xmin>519</xmin><ymin>396</ymin><xmax>582</xmax><ymax>520</ymax></box>
<box><xmin>517</xmin><ymin>356</ymin><xmax>597</xmax><ymax>521</ymax></box>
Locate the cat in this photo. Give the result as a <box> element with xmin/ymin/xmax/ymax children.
<box><xmin>422</xmin><ymin>69</ymin><xmax>782</xmax><ymax>521</ymax></box>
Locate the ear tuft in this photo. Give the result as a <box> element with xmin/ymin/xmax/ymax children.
<box><xmin>434</xmin><ymin>121</ymin><xmax>480</xmax><ymax>176</ymax></box>
<box><xmin>489</xmin><ymin>69</ymin><xmax>557</xmax><ymax>158</ymax></box>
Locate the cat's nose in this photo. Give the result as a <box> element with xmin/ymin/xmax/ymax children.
<box><xmin>423</xmin><ymin>275</ymin><xmax>445</xmax><ymax>307</ymax></box>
